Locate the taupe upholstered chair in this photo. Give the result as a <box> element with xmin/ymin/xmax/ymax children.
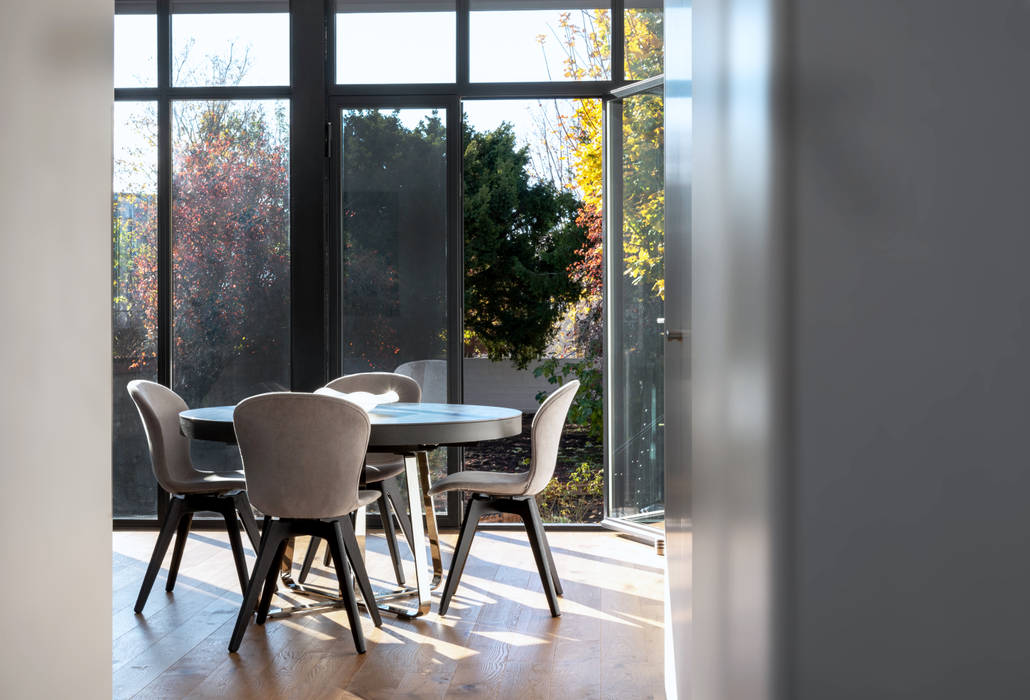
<box><xmin>395</xmin><ymin>359</ymin><xmax>447</xmax><ymax>403</ymax></box>
<box><xmin>297</xmin><ymin>372</ymin><xmax>421</xmax><ymax>587</ymax></box>
<box><xmin>430</xmin><ymin>380</ymin><xmax>579</xmax><ymax>618</ymax></box>
<box><xmin>127</xmin><ymin>380</ymin><xmax>262</xmax><ymax>614</ymax></box>
<box><xmin>229</xmin><ymin>392</ymin><xmax>383</xmax><ymax>654</ymax></box>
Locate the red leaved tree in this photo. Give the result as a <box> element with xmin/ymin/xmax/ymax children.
<box><xmin>115</xmin><ymin>52</ymin><xmax>290</xmax><ymax>406</ymax></box>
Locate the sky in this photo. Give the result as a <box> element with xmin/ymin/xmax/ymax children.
<box><xmin>113</xmin><ymin>9</ymin><xmax>620</xmax><ymax>192</ymax></box>
<box><xmin>115</xmin><ymin>10</ymin><xmax>608</xmax><ymax>85</ymax></box>
<box><xmin>114</xmin><ymin>10</ymin><xmax>608</xmax><ymax>121</ymax></box>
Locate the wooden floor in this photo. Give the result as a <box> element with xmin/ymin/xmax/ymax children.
<box><xmin>113</xmin><ymin>527</ymin><xmax>665</xmax><ymax>699</ymax></box>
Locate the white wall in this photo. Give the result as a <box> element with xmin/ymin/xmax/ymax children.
<box><xmin>0</xmin><ymin>2</ymin><xmax>113</xmax><ymax>697</ymax></box>
<box><xmin>689</xmin><ymin>0</ymin><xmax>785</xmax><ymax>697</ymax></box>
<box><xmin>463</xmin><ymin>358</ymin><xmax>575</xmax><ymax>413</ymax></box>
<box><xmin>662</xmin><ymin>1</ymin><xmax>695</xmax><ymax>698</ymax></box>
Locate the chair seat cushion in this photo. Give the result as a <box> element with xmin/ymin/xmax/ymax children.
<box><xmin>428</xmin><ymin>469</ymin><xmax>529</xmax><ymax>497</ymax></box>
<box><xmin>357</xmin><ymin>489</ymin><xmax>381</xmax><ymax>508</ymax></box>
<box><xmin>363</xmin><ymin>454</ymin><xmax>405</xmax><ymax>483</ymax></box>
<box><xmin>174</xmin><ymin>469</ymin><xmax>247</xmax><ymax>494</ymax></box>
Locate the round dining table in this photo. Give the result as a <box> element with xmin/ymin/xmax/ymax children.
<box><xmin>179</xmin><ymin>401</ymin><xmax>522</xmax><ymax>619</ymax></box>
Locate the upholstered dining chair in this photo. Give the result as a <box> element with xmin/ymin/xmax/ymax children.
<box><xmin>395</xmin><ymin>359</ymin><xmax>447</xmax><ymax>403</ymax></box>
<box><xmin>126</xmin><ymin>380</ymin><xmax>262</xmax><ymax>614</ymax></box>
<box><xmin>229</xmin><ymin>392</ymin><xmax>383</xmax><ymax>654</ymax></box>
<box><xmin>430</xmin><ymin>380</ymin><xmax>579</xmax><ymax>618</ymax></box>
<box><xmin>297</xmin><ymin>372</ymin><xmax>421</xmax><ymax>588</ymax></box>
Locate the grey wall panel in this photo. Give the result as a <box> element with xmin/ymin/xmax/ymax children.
<box><xmin>687</xmin><ymin>0</ymin><xmax>1030</xmax><ymax>698</ymax></box>
<box><xmin>791</xmin><ymin>2</ymin><xmax>1030</xmax><ymax>698</ymax></box>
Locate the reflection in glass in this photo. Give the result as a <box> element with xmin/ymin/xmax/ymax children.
<box><xmin>113</xmin><ymin>101</ymin><xmax>159</xmax><ymax>517</ymax></box>
<box><xmin>336</xmin><ymin>1</ymin><xmax>455</xmax><ymax>84</ymax></box>
<box><xmin>172</xmin><ymin>99</ymin><xmax>291</xmax><ymax>469</ymax></box>
<box><xmin>115</xmin><ymin>10</ymin><xmax>157</xmax><ymax>88</ymax></box>
<box><xmin>625</xmin><ymin>1</ymin><xmax>663</xmax><ymax>80</ymax></box>
<box><xmin>340</xmin><ymin>108</ymin><xmax>449</xmax><ymax>511</ymax></box>
<box><xmin>608</xmin><ymin>89</ymin><xmax>664</xmax><ymax>527</ymax></box>
<box><xmin>470</xmin><ymin>1</ymin><xmax>611</xmax><ymax>82</ymax></box>
<box><xmin>172</xmin><ymin>8</ymin><xmax>289</xmax><ymax>87</ymax></box>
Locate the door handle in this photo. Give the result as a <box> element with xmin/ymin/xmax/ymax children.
<box><xmin>664</xmin><ymin>330</ymin><xmax>686</xmax><ymax>342</ymax></box>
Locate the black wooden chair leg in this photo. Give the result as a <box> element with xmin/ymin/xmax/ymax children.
<box><xmin>222</xmin><ymin>505</ymin><xmax>250</xmax><ymax>593</ymax></box>
<box><xmin>233</xmin><ymin>491</ymin><xmax>262</xmax><ymax>551</ymax></box>
<box><xmin>165</xmin><ymin>512</ymin><xmax>194</xmax><ymax>592</ymax></box>
<box><xmin>229</xmin><ymin>523</ymin><xmax>283</xmax><ymax>653</ymax></box>
<box><xmin>135</xmin><ymin>496</ymin><xmax>185</xmax><ymax>613</ymax></box>
<box><xmin>379</xmin><ymin>487</ymin><xmax>406</xmax><ymax>586</ymax></box>
<box><xmin>326</xmin><ymin>521</ymin><xmax>367</xmax><ymax>654</ymax></box>
<box><xmin>338</xmin><ymin>516</ymin><xmax>382</xmax><ymax>628</ymax></box>
<box><xmin>521</xmin><ymin>498</ymin><xmax>561</xmax><ymax>617</ymax></box>
<box><xmin>256</xmin><ymin>539</ymin><xmax>289</xmax><ymax>625</ymax></box>
<box><xmin>298</xmin><ymin>538</ymin><xmax>321</xmax><ymax>583</ymax></box>
<box><xmin>323</xmin><ymin>537</ymin><xmax>333</xmax><ymax>567</ymax></box>
<box><xmin>527</xmin><ymin>497</ymin><xmax>562</xmax><ymax>596</ymax></box>
<box><xmin>438</xmin><ymin>496</ymin><xmax>487</xmax><ymax>616</ymax></box>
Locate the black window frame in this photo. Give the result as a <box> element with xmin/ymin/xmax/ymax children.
<box><xmin>113</xmin><ymin>0</ymin><xmax>635</xmax><ymax>528</ymax></box>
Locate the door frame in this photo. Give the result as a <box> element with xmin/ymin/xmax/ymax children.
<box><xmin>328</xmin><ymin>95</ymin><xmax>465</xmax><ymax>528</ymax></box>
<box><xmin>600</xmin><ymin>74</ymin><xmax>666</xmax><ymax>545</ymax></box>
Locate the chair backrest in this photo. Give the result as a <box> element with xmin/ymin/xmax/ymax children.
<box><xmin>394</xmin><ymin>360</ymin><xmax>447</xmax><ymax>403</ymax></box>
<box><xmin>524</xmin><ymin>380</ymin><xmax>580</xmax><ymax>496</ymax></box>
<box><xmin>234</xmin><ymin>392</ymin><xmax>371</xmax><ymax>519</ymax></box>
<box><xmin>126</xmin><ymin>380</ymin><xmax>197</xmax><ymax>494</ymax></box>
<box><xmin>324</xmin><ymin>371</ymin><xmax>422</xmax><ymax>403</ymax></box>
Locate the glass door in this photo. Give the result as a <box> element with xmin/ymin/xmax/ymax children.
<box><xmin>603</xmin><ymin>75</ymin><xmax>666</xmax><ymax>542</ymax></box>
<box><xmin>330</xmin><ymin>98</ymin><xmax>462</xmax><ymax>525</ymax></box>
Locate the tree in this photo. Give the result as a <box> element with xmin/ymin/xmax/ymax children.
<box><xmin>559</xmin><ymin>9</ymin><xmax>664</xmax><ymax>300</ymax></box>
<box><xmin>169</xmin><ymin>99</ymin><xmax>290</xmax><ymax>403</ymax></box>
<box><xmin>335</xmin><ymin>110</ymin><xmax>585</xmax><ymax>372</ymax></box>
<box><xmin>529</xmin><ymin>10</ymin><xmax>664</xmax><ymax>442</ymax></box>
<box><xmin>115</xmin><ymin>50</ymin><xmax>290</xmax><ymax>406</ymax></box>
<box><xmin>339</xmin><ymin>109</ymin><xmax>448</xmax><ymax>371</ymax></box>
<box><xmin>463</xmin><ymin>121</ymin><xmax>587</xmax><ymax>368</ymax></box>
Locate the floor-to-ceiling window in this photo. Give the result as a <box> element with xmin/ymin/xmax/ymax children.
<box><xmin>113</xmin><ymin>0</ymin><xmax>291</xmax><ymax>517</ymax></box>
<box><xmin>113</xmin><ymin>0</ymin><xmax>663</xmax><ymax>528</ymax></box>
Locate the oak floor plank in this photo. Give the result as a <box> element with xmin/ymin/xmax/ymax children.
<box><xmin>114</xmin><ymin>529</ymin><xmax>667</xmax><ymax>699</ymax></box>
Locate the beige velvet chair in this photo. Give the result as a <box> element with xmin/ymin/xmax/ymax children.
<box><xmin>430</xmin><ymin>380</ymin><xmax>579</xmax><ymax>617</ymax></box>
<box><xmin>229</xmin><ymin>392</ymin><xmax>382</xmax><ymax>654</ymax></box>
<box><xmin>395</xmin><ymin>359</ymin><xmax>447</xmax><ymax>403</ymax></box>
<box><xmin>297</xmin><ymin>372</ymin><xmax>421</xmax><ymax>587</ymax></box>
<box><xmin>127</xmin><ymin>380</ymin><xmax>262</xmax><ymax>614</ymax></box>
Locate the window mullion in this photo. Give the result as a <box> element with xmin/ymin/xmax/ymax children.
<box><xmin>155</xmin><ymin>0</ymin><xmax>172</xmax><ymax>518</ymax></box>
<box><xmin>457</xmin><ymin>0</ymin><xmax>470</xmax><ymax>91</ymax></box>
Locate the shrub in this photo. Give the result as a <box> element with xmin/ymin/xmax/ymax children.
<box><xmin>536</xmin><ymin>461</ymin><xmax>604</xmax><ymax>523</ymax></box>
<box><xmin>534</xmin><ymin>358</ymin><xmax>603</xmax><ymax>443</ymax></box>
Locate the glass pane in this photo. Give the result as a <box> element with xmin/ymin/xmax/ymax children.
<box><xmin>115</xmin><ymin>8</ymin><xmax>157</xmax><ymax>88</ymax></box>
<box><xmin>340</xmin><ymin>107</ymin><xmax>448</xmax><ymax>510</ymax></box>
<box><xmin>462</xmin><ymin>99</ymin><xmax>603</xmax><ymax>522</ymax></box>
<box><xmin>625</xmin><ymin>1</ymin><xmax>663</xmax><ymax>81</ymax></box>
<box><xmin>336</xmin><ymin>2</ymin><xmax>455</xmax><ymax>84</ymax></box>
<box><xmin>172</xmin><ymin>99</ymin><xmax>291</xmax><ymax>470</ymax></box>
<box><xmin>172</xmin><ymin>5</ymin><xmax>289</xmax><ymax>87</ymax></box>
<box><xmin>608</xmin><ymin>90</ymin><xmax>665</xmax><ymax>528</ymax></box>
<box><xmin>113</xmin><ymin>101</ymin><xmax>159</xmax><ymax>517</ymax></box>
<box><xmin>470</xmin><ymin>1</ymin><xmax>611</xmax><ymax>82</ymax></box>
